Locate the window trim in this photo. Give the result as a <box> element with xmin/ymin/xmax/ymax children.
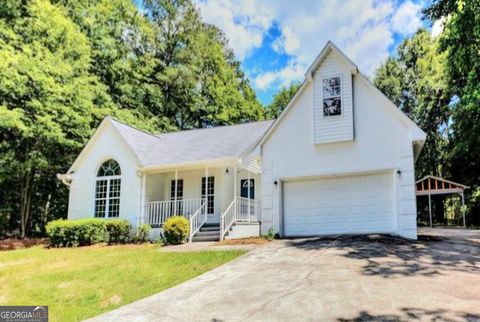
<box><xmin>321</xmin><ymin>74</ymin><xmax>343</xmax><ymax>118</ymax></box>
<box><xmin>93</xmin><ymin>159</ymin><xmax>122</xmax><ymax>218</ymax></box>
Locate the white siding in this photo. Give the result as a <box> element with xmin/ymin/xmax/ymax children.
<box><xmin>68</xmin><ymin>125</ymin><xmax>142</xmax><ymax>227</ymax></box>
<box><xmin>313</xmin><ymin>51</ymin><xmax>354</xmax><ymax>144</ymax></box>
<box><xmin>261</xmin><ymin>73</ymin><xmax>418</xmax><ymax>239</ymax></box>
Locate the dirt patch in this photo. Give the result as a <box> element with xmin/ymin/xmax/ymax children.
<box><xmin>101</xmin><ymin>295</ymin><xmax>122</xmax><ymax>308</ymax></box>
<box><xmin>0</xmin><ymin>238</ymin><xmax>47</xmax><ymax>251</ymax></box>
<box><xmin>214</xmin><ymin>237</ymin><xmax>270</xmax><ymax>246</ymax></box>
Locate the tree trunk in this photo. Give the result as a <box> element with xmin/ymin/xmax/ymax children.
<box><xmin>19</xmin><ymin>170</ymin><xmax>34</xmax><ymax>239</ymax></box>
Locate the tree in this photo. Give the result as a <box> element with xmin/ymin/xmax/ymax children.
<box><xmin>144</xmin><ymin>0</ymin><xmax>264</xmax><ymax>129</ymax></box>
<box><xmin>52</xmin><ymin>0</ymin><xmax>166</xmax><ymax>130</ymax></box>
<box><xmin>424</xmin><ymin>0</ymin><xmax>480</xmax><ymax>225</ymax></box>
<box><xmin>374</xmin><ymin>29</ymin><xmax>450</xmax><ymax>179</ymax></box>
<box><xmin>266</xmin><ymin>83</ymin><xmax>301</xmax><ymax>118</ymax></box>
<box><xmin>0</xmin><ymin>0</ymin><xmax>149</xmax><ymax>237</ymax></box>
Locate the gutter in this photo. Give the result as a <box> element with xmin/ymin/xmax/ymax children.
<box><xmin>57</xmin><ymin>173</ymin><xmax>72</xmax><ymax>187</ymax></box>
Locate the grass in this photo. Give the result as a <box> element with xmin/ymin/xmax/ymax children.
<box><xmin>0</xmin><ymin>244</ymin><xmax>245</xmax><ymax>321</ymax></box>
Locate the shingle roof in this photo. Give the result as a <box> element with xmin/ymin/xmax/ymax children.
<box><xmin>109</xmin><ymin>117</ymin><xmax>274</xmax><ymax>167</ymax></box>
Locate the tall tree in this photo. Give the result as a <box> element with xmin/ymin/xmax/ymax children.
<box><xmin>144</xmin><ymin>0</ymin><xmax>264</xmax><ymax>129</ymax></box>
<box><xmin>374</xmin><ymin>29</ymin><xmax>450</xmax><ymax>179</ymax></box>
<box><xmin>424</xmin><ymin>0</ymin><xmax>480</xmax><ymax>224</ymax></box>
<box><xmin>52</xmin><ymin>0</ymin><xmax>166</xmax><ymax>129</ymax></box>
<box><xmin>266</xmin><ymin>83</ymin><xmax>301</xmax><ymax>118</ymax></box>
<box><xmin>0</xmin><ymin>0</ymin><xmax>149</xmax><ymax>237</ymax></box>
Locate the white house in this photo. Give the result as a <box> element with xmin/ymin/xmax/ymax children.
<box><xmin>58</xmin><ymin>41</ymin><xmax>426</xmax><ymax>241</ymax></box>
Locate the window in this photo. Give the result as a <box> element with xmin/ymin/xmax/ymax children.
<box><xmin>240</xmin><ymin>179</ymin><xmax>255</xmax><ymax>199</ymax></box>
<box><xmin>323</xmin><ymin>76</ymin><xmax>342</xmax><ymax>116</ymax></box>
<box><xmin>170</xmin><ymin>179</ymin><xmax>184</xmax><ymax>214</ymax></box>
<box><xmin>201</xmin><ymin>177</ymin><xmax>215</xmax><ymax>214</ymax></box>
<box><xmin>94</xmin><ymin>159</ymin><xmax>121</xmax><ymax>218</ymax></box>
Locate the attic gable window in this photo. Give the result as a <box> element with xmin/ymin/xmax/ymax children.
<box><xmin>323</xmin><ymin>76</ymin><xmax>342</xmax><ymax>116</ymax></box>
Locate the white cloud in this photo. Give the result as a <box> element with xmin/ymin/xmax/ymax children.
<box><xmin>254</xmin><ymin>61</ymin><xmax>304</xmax><ymax>90</ymax></box>
<box><xmin>431</xmin><ymin>18</ymin><xmax>445</xmax><ymax>37</ymax></box>
<box><xmin>194</xmin><ymin>0</ymin><xmax>273</xmax><ymax>59</ymax></box>
<box><xmin>392</xmin><ymin>1</ymin><xmax>422</xmax><ymax>35</ymax></box>
<box><xmin>195</xmin><ymin>0</ymin><xmax>423</xmax><ymax>90</ymax></box>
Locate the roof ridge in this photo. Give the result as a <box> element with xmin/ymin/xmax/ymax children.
<box><xmin>156</xmin><ymin>119</ymin><xmax>275</xmax><ymax>137</ymax></box>
<box><xmin>106</xmin><ymin>116</ymin><xmax>163</xmax><ymax>141</ymax></box>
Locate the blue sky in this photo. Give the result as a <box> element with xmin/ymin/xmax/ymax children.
<box><xmin>138</xmin><ymin>1</ymin><xmax>437</xmax><ymax>105</ymax></box>
<box><xmin>194</xmin><ymin>0</ymin><xmax>438</xmax><ymax>105</ymax></box>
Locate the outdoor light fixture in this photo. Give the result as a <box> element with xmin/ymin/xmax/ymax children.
<box><xmin>225</xmin><ymin>167</ymin><xmax>229</xmax><ymax>175</ymax></box>
<box><xmin>397</xmin><ymin>169</ymin><xmax>402</xmax><ymax>176</ymax></box>
<box><xmin>274</xmin><ymin>180</ymin><xmax>278</xmax><ymax>185</ymax></box>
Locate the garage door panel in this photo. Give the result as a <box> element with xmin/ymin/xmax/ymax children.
<box><xmin>284</xmin><ymin>172</ymin><xmax>395</xmax><ymax>236</ymax></box>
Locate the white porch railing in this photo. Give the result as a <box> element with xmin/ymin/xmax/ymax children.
<box><xmin>189</xmin><ymin>201</ymin><xmax>207</xmax><ymax>242</ymax></box>
<box><xmin>146</xmin><ymin>198</ymin><xmax>203</xmax><ymax>226</ymax></box>
<box><xmin>220</xmin><ymin>197</ymin><xmax>260</xmax><ymax>240</ymax></box>
<box><xmin>235</xmin><ymin>197</ymin><xmax>260</xmax><ymax>223</ymax></box>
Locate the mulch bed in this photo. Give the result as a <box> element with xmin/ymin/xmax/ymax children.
<box><xmin>0</xmin><ymin>238</ymin><xmax>48</xmax><ymax>251</ymax></box>
<box><xmin>214</xmin><ymin>237</ymin><xmax>270</xmax><ymax>246</ymax></box>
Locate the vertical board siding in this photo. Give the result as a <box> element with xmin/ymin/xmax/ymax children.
<box><xmin>313</xmin><ymin>51</ymin><xmax>354</xmax><ymax>144</ymax></box>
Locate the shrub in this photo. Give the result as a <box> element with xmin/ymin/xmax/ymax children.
<box><xmin>105</xmin><ymin>220</ymin><xmax>131</xmax><ymax>244</ymax></box>
<box><xmin>263</xmin><ymin>227</ymin><xmax>275</xmax><ymax>241</ymax></box>
<box><xmin>163</xmin><ymin>216</ymin><xmax>190</xmax><ymax>245</ymax></box>
<box><xmin>46</xmin><ymin>219</ymin><xmax>107</xmax><ymax>247</ymax></box>
<box><xmin>133</xmin><ymin>224</ymin><xmax>151</xmax><ymax>244</ymax></box>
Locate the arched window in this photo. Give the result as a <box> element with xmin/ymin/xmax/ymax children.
<box><xmin>94</xmin><ymin>159</ymin><xmax>121</xmax><ymax>218</ymax></box>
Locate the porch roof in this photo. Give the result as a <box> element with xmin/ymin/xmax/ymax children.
<box><xmin>109</xmin><ymin>117</ymin><xmax>274</xmax><ymax>167</ymax></box>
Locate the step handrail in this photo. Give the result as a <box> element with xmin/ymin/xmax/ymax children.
<box><xmin>220</xmin><ymin>198</ymin><xmax>236</xmax><ymax>241</ymax></box>
<box><xmin>189</xmin><ymin>201</ymin><xmax>207</xmax><ymax>242</ymax></box>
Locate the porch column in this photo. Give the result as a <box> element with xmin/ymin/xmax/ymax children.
<box><xmin>233</xmin><ymin>166</ymin><xmax>237</xmax><ymax>219</ymax></box>
<box><xmin>248</xmin><ymin>171</ymin><xmax>251</xmax><ymax>223</ymax></box>
<box><xmin>174</xmin><ymin>169</ymin><xmax>178</xmax><ymax>215</ymax></box>
<box><xmin>139</xmin><ymin>174</ymin><xmax>147</xmax><ymax>226</ymax></box>
<box><xmin>428</xmin><ymin>193</ymin><xmax>432</xmax><ymax>228</ymax></box>
<box><xmin>204</xmin><ymin>167</ymin><xmax>208</xmax><ymax>217</ymax></box>
<box><xmin>461</xmin><ymin>192</ymin><xmax>466</xmax><ymax>227</ymax></box>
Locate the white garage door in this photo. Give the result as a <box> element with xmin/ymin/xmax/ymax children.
<box><xmin>283</xmin><ymin>172</ymin><xmax>395</xmax><ymax>236</ymax></box>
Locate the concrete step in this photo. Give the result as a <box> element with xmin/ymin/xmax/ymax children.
<box><xmin>192</xmin><ymin>235</ymin><xmax>220</xmax><ymax>242</ymax></box>
<box><xmin>202</xmin><ymin>223</ymin><xmax>220</xmax><ymax>228</ymax></box>
<box><xmin>200</xmin><ymin>226</ymin><xmax>220</xmax><ymax>232</ymax></box>
<box><xmin>195</xmin><ymin>230</ymin><xmax>220</xmax><ymax>237</ymax></box>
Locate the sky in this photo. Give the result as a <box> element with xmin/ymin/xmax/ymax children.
<box><xmin>192</xmin><ymin>0</ymin><xmax>436</xmax><ymax>105</ymax></box>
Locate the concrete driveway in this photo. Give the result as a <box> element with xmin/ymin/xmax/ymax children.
<box><xmin>87</xmin><ymin>228</ymin><xmax>480</xmax><ymax>322</ymax></box>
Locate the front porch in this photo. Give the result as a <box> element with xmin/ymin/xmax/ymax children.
<box><xmin>139</xmin><ymin>164</ymin><xmax>261</xmax><ymax>241</ymax></box>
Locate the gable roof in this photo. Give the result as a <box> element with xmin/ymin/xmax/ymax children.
<box><xmin>254</xmin><ymin>41</ymin><xmax>426</xmax><ymax>151</ymax></box>
<box><xmin>70</xmin><ymin>117</ymin><xmax>275</xmax><ymax>171</ymax></box>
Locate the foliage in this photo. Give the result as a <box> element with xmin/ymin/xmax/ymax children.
<box><xmin>374</xmin><ymin>29</ymin><xmax>450</xmax><ymax>179</ymax></box>
<box><xmin>263</xmin><ymin>227</ymin><xmax>275</xmax><ymax>241</ymax></box>
<box><xmin>163</xmin><ymin>215</ymin><xmax>190</xmax><ymax>245</ymax></box>
<box><xmin>423</xmin><ymin>0</ymin><xmax>480</xmax><ymax>225</ymax></box>
<box><xmin>266</xmin><ymin>83</ymin><xmax>301</xmax><ymax>118</ymax></box>
<box><xmin>46</xmin><ymin>219</ymin><xmax>107</xmax><ymax>247</ymax></box>
<box><xmin>105</xmin><ymin>219</ymin><xmax>131</xmax><ymax>244</ymax></box>
<box><xmin>0</xmin><ymin>0</ymin><xmax>264</xmax><ymax>238</ymax></box>
<box><xmin>133</xmin><ymin>223</ymin><xmax>152</xmax><ymax>244</ymax></box>
<box><xmin>0</xmin><ymin>244</ymin><xmax>245</xmax><ymax>322</ymax></box>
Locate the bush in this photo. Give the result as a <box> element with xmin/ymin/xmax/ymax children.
<box><xmin>46</xmin><ymin>219</ymin><xmax>107</xmax><ymax>247</ymax></box>
<box><xmin>163</xmin><ymin>216</ymin><xmax>190</xmax><ymax>245</ymax></box>
<box><xmin>263</xmin><ymin>227</ymin><xmax>275</xmax><ymax>241</ymax></box>
<box><xmin>133</xmin><ymin>224</ymin><xmax>151</xmax><ymax>244</ymax></box>
<box><xmin>105</xmin><ymin>220</ymin><xmax>131</xmax><ymax>244</ymax></box>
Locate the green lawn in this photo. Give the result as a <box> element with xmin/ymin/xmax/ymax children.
<box><xmin>0</xmin><ymin>244</ymin><xmax>245</xmax><ymax>321</ymax></box>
